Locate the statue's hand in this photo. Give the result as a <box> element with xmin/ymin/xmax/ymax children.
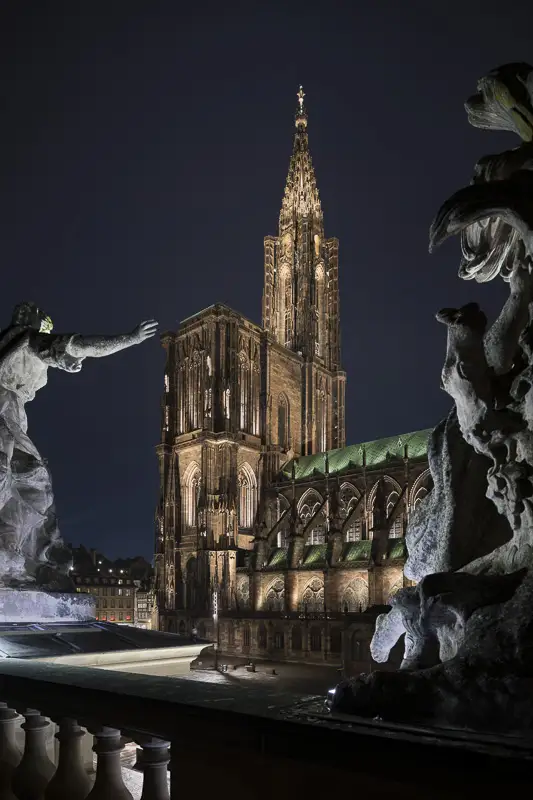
<box><xmin>131</xmin><ymin>320</ymin><xmax>158</xmax><ymax>345</ymax></box>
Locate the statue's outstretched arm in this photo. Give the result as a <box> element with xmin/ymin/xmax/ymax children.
<box><xmin>484</xmin><ymin>266</ymin><xmax>532</xmax><ymax>374</ymax></box>
<box><xmin>66</xmin><ymin>319</ymin><xmax>158</xmax><ymax>359</ymax></box>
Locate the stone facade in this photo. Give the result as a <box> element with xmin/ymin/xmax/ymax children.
<box><xmin>154</xmin><ymin>88</ymin><xmax>432</xmax><ymax>672</ymax></box>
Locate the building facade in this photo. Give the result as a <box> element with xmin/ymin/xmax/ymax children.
<box><xmin>72</xmin><ymin>548</ymin><xmax>154</xmax><ymax>628</ymax></box>
<box><xmin>155</xmin><ymin>88</ymin><xmax>432</xmax><ymax>672</ymax></box>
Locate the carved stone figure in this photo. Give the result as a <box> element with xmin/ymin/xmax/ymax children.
<box><xmin>0</xmin><ymin>302</ymin><xmax>157</xmax><ymax>590</ymax></box>
<box><xmin>330</xmin><ymin>63</ymin><xmax>533</xmax><ymax>732</ymax></box>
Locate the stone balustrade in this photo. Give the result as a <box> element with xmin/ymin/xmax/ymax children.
<box><xmin>1</xmin><ymin>658</ymin><xmax>533</xmax><ymax>800</ymax></box>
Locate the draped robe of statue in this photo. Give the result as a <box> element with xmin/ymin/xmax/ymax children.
<box><xmin>0</xmin><ymin>326</ymin><xmax>84</xmax><ymax>587</ymax></box>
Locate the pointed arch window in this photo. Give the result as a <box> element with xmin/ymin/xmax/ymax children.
<box><xmin>177</xmin><ymin>365</ymin><xmax>186</xmax><ymax>434</ymax></box>
<box><xmin>277</xmin><ymin>529</ymin><xmax>289</xmax><ymax>548</ymax></box>
<box><xmin>188</xmin><ymin>351</ymin><xmax>202</xmax><ymax>430</ymax></box>
<box><xmin>278</xmin><ymin>394</ymin><xmax>290</xmax><ymax>451</ymax></box>
<box><xmin>316</xmin><ymin>389</ymin><xmax>327</xmax><ymax>453</ymax></box>
<box><xmin>315</xmin><ymin>265</ymin><xmax>325</xmax><ymax>358</ymax></box>
<box><xmin>284</xmin><ymin>275</ymin><xmax>292</xmax><ymax>347</ymax></box>
<box><xmin>387</xmin><ymin>491</ymin><xmax>403</xmax><ymax>538</ymax></box>
<box><xmin>299</xmin><ymin>491</ymin><xmax>325</xmax><ymax>544</ymax></box>
<box><xmin>236</xmin><ymin>576</ymin><xmax>250</xmax><ymax>610</ymax></box>
<box><xmin>185</xmin><ymin>464</ymin><xmax>201</xmax><ymax>527</ymax></box>
<box><xmin>345</xmin><ymin>517</ymin><xmax>362</xmax><ymax>542</ymax></box>
<box><xmin>339</xmin><ymin>484</ymin><xmax>362</xmax><ymax>542</ymax></box>
<box><xmin>238</xmin><ymin>463</ymin><xmax>257</xmax><ymax>529</ymax></box>
<box><xmin>300</xmin><ymin>577</ymin><xmax>324</xmax><ymax>614</ymax></box>
<box><xmin>265</xmin><ymin>579</ymin><xmax>285</xmax><ymax>612</ymax></box>
<box><xmin>341</xmin><ymin>580</ymin><xmax>368</xmax><ymax>613</ymax></box>
<box><xmin>251</xmin><ymin>362</ymin><xmax>260</xmax><ymax>436</ymax></box>
<box><xmin>413</xmin><ymin>487</ymin><xmax>428</xmax><ymax>509</ymax></box>
<box><xmin>238</xmin><ymin>352</ymin><xmax>250</xmax><ymax>431</ymax></box>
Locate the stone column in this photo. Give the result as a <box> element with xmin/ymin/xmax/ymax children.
<box><xmin>45</xmin><ymin>718</ymin><xmax>93</xmax><ymax>800</ymax></box>
<box><xmin>0</xmin><ymin>703</ymin><xmax>21</xmax><ymax>800</ymax></box>
<box><xmin>12</xmin><ymin>709</ymin><xmax>56</xmax><ymax>800</ymax></box>
<box><xmin>87</xmin><ymin>728</ymin><xmax>132</xmax><ymax>800</ymax></box>
<box><xmin>135</xmin><ymin>736</ymin><xmax>170</xmax><ymax>800</ymax></box>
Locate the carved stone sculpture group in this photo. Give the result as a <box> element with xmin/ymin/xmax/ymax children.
<box><xmin>332</xmin><ymin>62</ymin><xmax>533</xmax><ymax>732</ymax></box>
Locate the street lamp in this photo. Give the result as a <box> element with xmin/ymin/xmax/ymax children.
<box><xmin>212</xmin><ymin>588</ymin><xmax>219</xmax><ymax>671</ymax></box>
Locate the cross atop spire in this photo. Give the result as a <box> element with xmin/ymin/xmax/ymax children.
<box><xmin>295</xmin><ymin>84</ymin><xmax>307</xmax><ymax>128</ymax></box>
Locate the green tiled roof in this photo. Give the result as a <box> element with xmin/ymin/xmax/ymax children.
<box><xmin>342</xmin><ymin>540</ymin><xmax>372</xmax><ymax>562</ymax></box>
<box><xmin>387</xmin><ymin>538</ymin><xmax>407</xmax><ymax>560</ymax></box>
<box><xmin>302</xmin><ymin>544</ymin><xmax>328</xmax><ymax>567</ymax></box>
<box><xmin>281</xmin><ymin>428</ymin><xmax>432</xmax><ymax>481</ymax></box>
<box><xmin>266</xmin><ymin>548</ymin><xmax>289</xmax><ymax>569</ymax></box>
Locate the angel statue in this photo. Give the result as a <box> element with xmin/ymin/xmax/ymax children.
<box><xmin>0</xmin><ymin>301</ymin><xmax>157</xmax><ymax>589</ymax></box>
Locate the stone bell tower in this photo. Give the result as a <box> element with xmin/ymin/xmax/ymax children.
<box><xmin>262</xmin><ymin>86</ymin><xmax>346</xmax><ymax>455</ymax></box>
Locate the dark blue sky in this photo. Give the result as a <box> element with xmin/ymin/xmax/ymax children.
<box><xmin>1</xmin><ymin>1</ymin><xmax>528</xmax><ymax>559</ymax></box>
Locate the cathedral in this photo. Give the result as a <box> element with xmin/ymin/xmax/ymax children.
<box><xmin>155</xmin><ymin>88</ymin><xmax>432</xmax><ymax>673</ymax></box>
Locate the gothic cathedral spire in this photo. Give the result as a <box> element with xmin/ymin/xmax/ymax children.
<box><xmin>263</xmin><ymin>86</ymin><xmax>341</xmax><ymax>373</ymax></box>
<box><xmin>263</xmin><ymin>87</ymin><xmax>345</xmax><ymax>455</ymax></box>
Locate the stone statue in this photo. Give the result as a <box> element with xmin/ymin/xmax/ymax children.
<box><xmin>330</xmin><ymin>63</ymin><xmax>533</xmax><ymax>732</ymax></box>
<box><xmin>0</xmin><ymin>301</ymin><xmax>157</xmax><ymax>590</ymax></box>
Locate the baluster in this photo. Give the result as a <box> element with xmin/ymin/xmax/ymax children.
<box><xmin>45</xmin><ymin>718</ymin><xmax>93</xmax><ymax>800</ymax></box>
<box><xmin>135</xmin><ymin>737</ymin><xmax>170</xmax><ymax>800</ymax></box>
<box><xmin>0</xmin><ymin>703</ymin><xmax>21</xmax><ymax>800</ymax></box>
<box><xmin>87</xmin><ymin>727</ymin><xmax>133</xmax><ymax>800</ymax></box>
<box><xmin>11</xmin><ymin>709</ymin><xmax>55</xmax><ymax>800</ymax></box>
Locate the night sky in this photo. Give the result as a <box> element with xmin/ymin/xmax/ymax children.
<box><xmin>1</xmin><ymin>1</ymin><xmax>530</xmax><ymax>559</ymax></box>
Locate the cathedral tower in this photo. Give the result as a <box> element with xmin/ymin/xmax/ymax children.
<box><xmin>263</xmin><ymin>87</ymin><xmax>345</xmax><ymax>454</ymax></box>
<box><xmin>155</xmin><ymin>87</ymin><xmax>346</xmax><ymax>626</ymax></box>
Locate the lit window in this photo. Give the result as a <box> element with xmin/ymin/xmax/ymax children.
<box><xmin>238</xmin><ymin>464</ymin><xmax>257</xmax><ymax>529</ymax></box>
<box><xmin>164</xmin><ymin>374</ymin><xmax>169</xmax><ymax>392</ymax></box>
<box><xmin>185</xmin><ymin>464</ymin><xmax>201</xmax><ymax>527</ymax></box>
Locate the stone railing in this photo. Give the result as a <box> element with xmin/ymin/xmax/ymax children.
<box><xmin>1</xmin><ymin>658</ymin><xmax>533</xmax><ymax>800</ymax></box>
